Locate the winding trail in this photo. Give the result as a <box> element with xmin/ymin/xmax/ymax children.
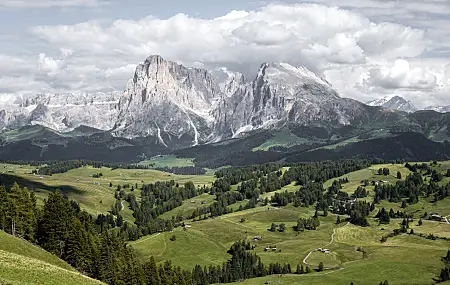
<box><xmin>129</xmin><ymin>233</ymin><xmax>161</xmax><ymax>245</ymax></box>
<box><xmin>303</xmin><ymin>222</ymin><xmax>349</xmax><ymax>265</ymax></box>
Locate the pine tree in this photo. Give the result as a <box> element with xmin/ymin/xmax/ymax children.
<box><xmin>0</xmin><ymin>186</ymin><xmax>7</xmax><ymax>231</ymax></box>
<box><xmin>144</xmin><ymin>256</ymin><xmax>161</xmax><ymax>285</ymax></box>
<box><xmin>37</xmin><ymin>191</ymin><xmax>73</xmax><ymax>257</ymax></box>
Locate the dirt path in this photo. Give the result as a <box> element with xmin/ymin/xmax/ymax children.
<box><xmin>129</xmin><ymin>233</ymin><xmax>161</xmax><ymax>245</ymax></box>
<box><xmin>221</xmin><ymin>218</ymin><xmax>254</xmax><ymax>229</ymax></box>
<box><xmin>303</xmin><ymin>222</ymin><xmax>349</xmax><ymax>265</ymax></box>
<box><xmin>444</xmin><ymin>216</ymin><xmax>450</xmax><ymax>224</ymax></box>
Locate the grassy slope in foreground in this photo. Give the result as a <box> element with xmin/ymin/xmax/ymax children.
<box><xmin>0</xmin><ymin>230</ymin><xmax>104</xmax><ymax>285</ymax></box>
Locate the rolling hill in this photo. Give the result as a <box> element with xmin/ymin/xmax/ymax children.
<box><xmin>0</xmin><ymin>230</ymin><xmax>104</xmax><ymax>285</ymax></box>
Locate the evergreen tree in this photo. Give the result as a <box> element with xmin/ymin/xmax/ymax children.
<box><xmin>143</xmin><ymin>256</ymin><xmax>161</xmax><ymax>285</ymax></box>
<box><xmin>37</xmin><ymin>191</ymin><xmax>73</xmax><ymax>257</ymax></box>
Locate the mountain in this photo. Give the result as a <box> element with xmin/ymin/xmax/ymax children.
<box><xmin>112</xmin><ymin>55</ymin><xmax>222</xmax><ymax>147</ymax></box>
<box><xmin>0</xmin><ymin>92</ymin><xmax>120</xmax><ymax>132</ymax></box>
<box><xmin>367</xmin><ymin>95</ymin><xmax>418</xmax><ymax>113</ymax></box>
<box><xmin>424</xmin><ymin>105</ymin><xmax>450</xmax><ymax>113</ymax></box>
<box><xmin>112</xmin><ymin>56</ymin><xmax>393</xmax><ymax>144</ymax></box>
<box><xmin>213</xmin><ymin>62</ymin><xmax>393</xmax><ymax>139</ymax></box>
<box><xmin>0</xmin><ymin>56</ymin><xmax>404</xmax><ymax>144</ymax></box>
<box><xmin>0</xmin><ymin>55</ymin><xmax>449</xmax><ymax>163</ymax></box>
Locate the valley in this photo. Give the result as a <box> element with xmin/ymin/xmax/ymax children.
<box><xmin>1</xmin><ymin>159</ymin><xmax>450</xmax><ymax>284</ymax></box>
<box><xmin>2</xmin><ymin>1</ymin><xmax>450</xmax><ymax>285</ymax></box>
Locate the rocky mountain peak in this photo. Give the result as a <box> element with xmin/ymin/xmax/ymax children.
<box><xmin>367</xmin><ymin>95</ymin><xmax>417</xmax><ymax>113</ymax></box>
<box><xmin>0</xmin><ymin>54</ymin><xmax>409</xmax><ymax>152</ymax></box>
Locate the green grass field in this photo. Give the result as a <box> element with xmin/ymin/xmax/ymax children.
<box><xmin>159</xmin><ymin>193</ymin><xmax>217</xmax><ymax>220</ymax></box>
<box><xmin>323</xmin><ymin>164</ymin><xmax>412</xmax><ymax>195</ymax></box>
<box><xmin>0</xmin><ymin>230</ymin><xmax>104</xmax><ymax>285</ymax></box>
<box><xmin>127</xmin><ymin>162</ymin><xmax>450</xmax><ymax>285</ymax></box>
<box><xmin>252</xmin><ymin>130</ymin><xmax>314</xmax><ymax>151</ymax></box>
<box><xmin>3</xmin><ymin>161</ymin><xmax>450</xmax><ymax>285</ymax></box>
<box><xmin>130</xmin><ymin>201</ymin><xmax>449</xmax><ymax>284</ymax></box>
<box><xmin>139</xmin><ymin>155</ymin><xmax>195</xmax><ymax>168</ymax></box>
<box><xmin>0</xmin><ymin>164</ymin><xmax>215</xmax><ymax>223</ymax></box>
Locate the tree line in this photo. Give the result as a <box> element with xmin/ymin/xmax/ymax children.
<box><xmin>0</xmin><ymin>183</ymin><xmax>143</xmax><ymax>284</ymax></box>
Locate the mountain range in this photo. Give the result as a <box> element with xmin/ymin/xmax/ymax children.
<box><xmin>0</xmin><ymin>55</ymin><xmax>449</xmax><ymax>164</ymax></box>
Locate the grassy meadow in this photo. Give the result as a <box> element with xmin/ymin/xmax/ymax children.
<box><xmin>0</xmin><ymin>231</ymin><xmax>104</xmax><ymax>285</ymax></box>
<box><xmin>1</xmin><ymin>160</ymin><xmax>450</xmax><ymax>285</ymax></box>
<box><xmin>0</xmin><ymin>163</ymin><xmax>215</xmax><ymax>222</ymax></box>
<box><xmin>139</xmin><ymin>155</ymin><xmax>195</xmax><ymax>168</ymax></box>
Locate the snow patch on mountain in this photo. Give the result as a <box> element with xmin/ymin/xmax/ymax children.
<box><xmin>367</xmin><ymin>95</ymin><xmax>418</xmax><ymax>113</ymax></box>
<box><xmin>424</xmin><ymin>105</ymin><xmax>450</xmax><ymax>113</ymax></box>
<box><xmin>0</xmin><ymin>55</ymin><xmax>404</xmax><ymax>150</ymax></box>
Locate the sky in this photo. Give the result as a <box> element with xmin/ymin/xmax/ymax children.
<box><xmin>1</xmin><ymin>0</ymin><xmax>450</xmax><ymax>108</ymax></box>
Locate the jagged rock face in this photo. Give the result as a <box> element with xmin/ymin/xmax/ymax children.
<box><xmin>113</xmin><ymin>55</ymin><xmax>222</xmax><ymax>145</ymax></box>
<box><xmin>0</xmin><ymin>55</ymin><xmax>408</xmax><ymax>149</ymax></box>
<box><xmin>0</xmin><ymin>92</ymin><xmax>120</xmax><ymax>132</ymax></box>
<box><xmin>367</xmin><ymin>95</ymin><xmax>418</xmax><ymax>113</ymax></box>
<box><xmin>212</xmin><ymin>62</ymin><xmax>369</xmax><ymax>137</ymax></box>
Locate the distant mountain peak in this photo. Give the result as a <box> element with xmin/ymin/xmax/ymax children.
<box><xmin>424</xmin><ymin>105</ymin><xmax>450</xmax><ymax>113</ymax></box>
<box><xmin>367</xmin><ymin>95</ymin><xmax>417</xmax><ymax>113</ymax></box>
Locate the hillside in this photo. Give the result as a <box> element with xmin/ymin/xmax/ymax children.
<box><xmin>2</xmin><ymin>160</ymin><xmax>450</xmax><ymax>284</ymax></box>
<box><xmin>0</xmin><ymin>230</ymin><xmax>104</xmax><ymax>285</ymax></box>
<box><xmin>126</xmin><ymin>161</ymin><xmax>450</xmax><ymax>284</ymax></box>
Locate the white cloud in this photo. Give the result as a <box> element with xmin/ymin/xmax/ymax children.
<box><xmin>29</xmin><ymin>4</ymin><xmax>426</xmax><ymax>70</ymax></box>
<box><xmin>365</xmin><ymin>59</ymin><xmax>437</xmax><ymax>90</ymax></box>
<box><xmin>0</xmin><ymin>2</ymin><xmax>449</xmax><ymax>107</ymax></box>
<box><xmin>0</xmin><ymin>0</ymin><xmax>108</xmax><ymax>8</ymax></box>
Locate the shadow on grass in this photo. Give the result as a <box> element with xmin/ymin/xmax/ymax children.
<box><xmin>0</xmin><ymin>173</ymin><xmax>84</xmax><ymax>195</ymax></box>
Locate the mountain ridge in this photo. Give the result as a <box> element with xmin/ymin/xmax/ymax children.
<box><xmin>0</xmin><ymin>55</ymin><xmax>449</xmax><ymax>163</ymax></box>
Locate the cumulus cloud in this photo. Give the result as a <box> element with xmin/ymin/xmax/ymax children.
<box><xmin>0</xmin><ymin>0</ymin><xmax>108</xmax><ymax>8</ymax></box>
<box><xmin>0</xmin><ymin>2</ymin><xmax>449</xmax><ymax>107</ymax></box>
<box><xmin>365</xmin><ymin>59</ymin><xmax>437</xmax><ymax>90</ymax></box>
<box><xmin>29</xmin><ymin>4</ymin><xmax>426</xmax><ymax>72</ymax></box>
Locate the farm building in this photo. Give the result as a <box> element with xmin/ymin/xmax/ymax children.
<box><xmin>431</xmin><ymin>214</ymin><xmax>443</xmax><ymax>221</ymax></box>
